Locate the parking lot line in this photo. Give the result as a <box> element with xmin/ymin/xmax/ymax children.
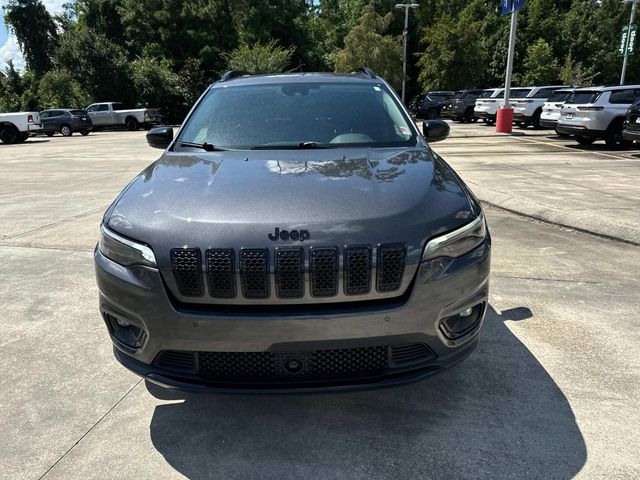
<box><xmin>511</xmin><ymin>134</ymin><xmax>638</xmax><ymax>161</ymax></box>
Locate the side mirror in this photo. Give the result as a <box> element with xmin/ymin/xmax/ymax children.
<box><xmin>422</xmin><ymin>120</ymin><xmax>450</xmax><ymax>143</ymax></box>
<box><xmin>146</xmin><ymin>126</ymin><xmax>173</xmax><ymax>149</ymax></box>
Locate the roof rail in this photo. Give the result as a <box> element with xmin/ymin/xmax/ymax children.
<box><xmin>219</xmin><ymin>70</ymin><xmax>247</xmax><ymax>82</ymax></box>
<box><xmin>353</xmin><ymin>67</ymin><xmax>376</xmax><ymax>79</ymax></box>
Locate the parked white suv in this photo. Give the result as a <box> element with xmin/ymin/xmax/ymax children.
<box><xmin>513</xmin><ymin>85</ymin><xmax>570</xmax><ymax>129</ymax></box>
<box><xmin>539</xmin><ymin>89</ymin><xmax>575</xmax><ymax>131</ymax></box>
<box><xmin>474</xmin><ymin>88</ymin><xmax>531</xmax><ymax>124</ymax></box>
<box><xmin>556</xmin><ymin>86</ymin><xmax>640</xmax><ymax>147</ymax></box>
<box><xmin>0</xmin><ymin>111</ymin><xmax>42</xmax><ymax>144</ymax></box>
<box><xmin>474</xmin><ymin>88</ymin><xmax>503</xmax><ymax>124</ymax></box>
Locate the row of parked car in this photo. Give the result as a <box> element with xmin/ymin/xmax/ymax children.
<box><xmin>0</xmin><ymin>102</ymin><xmax>162</xmax><ymax>144</ymax></box>
<box><xmin>409</xmin><ymin>84</ymin><xmax>640</xmax><ymax>148</ymax></box>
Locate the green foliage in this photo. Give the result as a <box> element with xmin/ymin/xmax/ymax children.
<box><xmin>3</xmin><ymin>0</ymin><xmax>58</xmax><ymax>76</ymax></box>
<box><xmin>417</xmin><ymin>16</ymin><xmax>487</xmax><ymax>90</ymax></box>
<box><xmin>54</xmin><ymin>27</ymin><xmax>133</xmax><ymax>103</ymax></box>
<box><xmin>516</xmin><ymin>39</ymin><xmax>559</xmax><ymax>86</ymax></box>
<box><xmin>332</xmin><ymin>4</ymin><xmax>402</xmax><ymax>91</ymax></box>
<box><xmin>131</xmin><ymin>56</ymin><xmax>185</xmax><ymax>121</ymax></box>
<box><xmin>37</xmin><ymin>69</ymin><xmax>91</xmax><ymax>109</ymax></box>
<box><xmin>560</xmin><ymin>53</ymin><xmax>596</xmax><ymax>86</ymax></box>
<box><xmin>222</xmin><ymin>40</ymin><xmax>295</xmax><ymax>74</ymax></box>
<box><xmin>0</xmin><ymin>63</ymin><xmax>23</xmax><ymax>112</ymax></box>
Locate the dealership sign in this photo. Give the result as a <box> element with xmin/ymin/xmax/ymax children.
<box><xmin>619</xmin><ymin>24</ymin><xmax>637</xmax><ymax>57</ymax></box>
<box><xmin>501</xmin><ymin>0</ymin><xmax>525</xmax><ymax>16</ymax></box>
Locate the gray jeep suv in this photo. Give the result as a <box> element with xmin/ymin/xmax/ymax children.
<box><xmin>95</xmin><ymin>69</ymin><xmax>491</xmax><ymax>392</ymax></box>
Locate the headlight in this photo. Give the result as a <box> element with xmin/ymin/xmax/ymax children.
<box><xmin>422</xmin><ymin>214</ymin><xmax>486</xmax><ymax>261</ymax></box>
<box><xmin>99</xmin><ymin>224</ymin><xmax>157</xmax><ymax>267</ymax></box>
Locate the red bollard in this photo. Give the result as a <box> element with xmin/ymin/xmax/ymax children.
<box><xmin>496</xmin><ymin>107</ymin><xmax>513</xmax><ymax>133</ymax></box>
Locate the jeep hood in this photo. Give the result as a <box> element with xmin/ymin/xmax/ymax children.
<box><xmin>107</xmin><ymin>148</ymin><xmax>476</xmax><ymax>250</ymax></box>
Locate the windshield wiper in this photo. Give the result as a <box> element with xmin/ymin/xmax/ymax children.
<box><xmin>251</xmin><ymin>141</ymin><xmax>331</xmax><ymax>150</ymax></box>
<box><xmin>176</xmin><ymin>141</ymin><xmax>226</xmax><ymax>151</ymax></box>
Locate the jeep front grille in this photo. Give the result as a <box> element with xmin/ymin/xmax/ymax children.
<box><xmin>275</xmin><ymin>248</ymin><xmax>304</xmax><ymax>298</ymax></box>
<box><xmin>376</xmin><ymin>244</ymin><xmax>406</xmax><ymax>292</ymax></box>
<box><xmin>170</xmin><ymin>243</ymin><xmax>406</xmax><ymax>300</ymax></box>
<box><xmin>206</xmin><ymin>249</ymin><xmax>236</xmax><ymax>298</ymax></box>
<box><xmin>170</xmin><ymin>248</ymin><xmax>203</xmax><ymax>297</ymax></box>
<box><xmin>310</xmin><ymin>247</ymin><xmax>338</xmax><ymax>297</ymax></box>
<box><xmin>240</xmin><ymin>249</ymin><xmax>269</xmax><ymax>298</ymax></box>
<box><xmin>344</xmin><ymin>246</ymin><xmax>372</xmax><ymax>295</ymax></box>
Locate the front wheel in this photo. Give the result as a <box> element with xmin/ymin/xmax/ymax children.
<box><xmin>126</xmin><ymin>117</ymin><xmax>139</xmax><ymax>131</ymax></box>
<box><xmin>45</xmin><ymin>132</ymin><xmax>54</xmax><ymax>137</ymax></box>
<box><xmin>60</xmin><ymin>125</ymin><xmax>73</xmax><ymax>137</ymax></box>
<box><xmin>575</xmin><ymin>135</ymin><xmax>595</xmax><ymax>146</ymax></box>
<box><xmin>80</xmin><ymin>130</ymin><xmax>90</xmax><ymax>136</ymax></box>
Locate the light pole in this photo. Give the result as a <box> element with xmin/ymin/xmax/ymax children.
<box><xmin>395</xmin><ymin>3</ymin><xmax>419</xmax><ymax>104</ymax></box>
<box><xmin>621</xmin><ymin>0</ymin><xmax>639</xmax><ymax>85</ymax></box>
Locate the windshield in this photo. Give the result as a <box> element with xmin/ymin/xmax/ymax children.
<box><xmin>177</xmin><ymin>82</ymin><xmax>417</xmax><ymax>150</ymax></box>
<box><xmin>566</xmin><ymin>91</ymin><xmax>601</xmax><ymax>104</ymax></box>
<box><xmin>548</xmin><ymin>91</ymin><xmax>572</xmax><ymax>102</ymax></box>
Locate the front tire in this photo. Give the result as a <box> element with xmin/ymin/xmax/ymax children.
<box><xmin>80</xmin><ymin>130</ymin><xmax>90</xmax><ymax>136</ymax></box>
<box><xmin>60</xmin><ymin>125</ymin><xmax>73</xmax><ymax>137</ymax></box>
<box><xmin>126</xmin><ymin>117</ymin><xmax>139</xmax><ymax>131</ymax></box>
<box><xmin>45</xmin><ymin>132</ymin><xmax>54</xmax><ymax>137</ymax></box>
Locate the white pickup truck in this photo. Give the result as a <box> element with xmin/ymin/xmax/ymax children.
<box><xmin>0</xmin><ymin>112</ymin><xmax>42</xmax><ymax>144</ymax></box>
<box><xmin>86</xmin><ymin>102</ymin><xmax>162</xmax><ymax>131</ymax></box>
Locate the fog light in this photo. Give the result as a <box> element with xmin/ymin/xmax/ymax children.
<box><xmin>440</xmin><ymin>304</ymin><xmax>483</xmax><ymax>340</ymax></box>
<box><xmin>104</xmin><ymin>313</ymin><xmax>145</xmax><ymax>349</ymax></box>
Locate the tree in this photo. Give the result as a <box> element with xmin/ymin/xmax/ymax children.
<box><xmin>0</xmin><ymin>62</ymin><xmax>23</xmax><ymax>112</ymax></box>
<box><xmin>560</xmin><ymin>53</ymin><xmax>596</xmax><ymax>86</ymax></box>
<box><xmin>222</xmin><ymin>40</ymin><xmax>295</xmax><ymax>74</ymax></box>
<box><xmin>416</xmin><ymin>16</ymin><xmax>487</xmax><ymax>90</ymax></box>
<box><xmin>3</xmin><ymin>0</ymin><xmax>58</xmax><ymax>76</ymax></box>
<box><xmin>517</xmin><ymin>39</ymin><xmax>559</xmax><ymax>85</ymax></box>
<box><xmin>332</xmin><ymin>4</ymin><xmax>402</xmax><ymax>91</ymax></box>
<box><xmin>37</xmin><ymin>69</ymin><xmax>91</xmax><ymax>109</ymax></box>
<box><xmin>131</xmin><ymin>56</ymin><xmax>185</xmax><ymax>121</ymax></box>
<box><xmin>55</xmin><ymin>27</ymin><xmax>132</xmax><ymax>103</ymax></box>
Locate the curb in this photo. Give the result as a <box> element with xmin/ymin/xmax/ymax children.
<box><xmin>470</xmin><ymin>183</ymin><xmax>640</xmax><ymax>246</ymax></box>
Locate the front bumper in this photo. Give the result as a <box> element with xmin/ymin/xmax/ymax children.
<box><xmin>95</xmin><ymin>238</ymin><xmax>491</xmax><ymax>392</ymax></box>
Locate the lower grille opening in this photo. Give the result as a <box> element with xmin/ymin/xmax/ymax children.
<box><xmin>154</xmin><ymin>342</ymin><xmax>435</xmax><ymax>384</ymax></box>
<box><xmin>390</xmin><ymin>343</ymin><xmax>434</xmax><ymax>366</ymax></box>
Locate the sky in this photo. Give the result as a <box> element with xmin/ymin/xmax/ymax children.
<box><xmin>0</xmin><ymin>0</ymin><xmax>67</xmax><ymax>71</ymax></box>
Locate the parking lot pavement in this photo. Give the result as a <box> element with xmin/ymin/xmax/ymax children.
<box><xmin>1</xmin><ymin>132</ymin><xmax>639</xmax><ymax>479</ymax></box>
<box><xmin>431</xmin><ymin>121</ymin><xmax>640</xmax><ymax>245</ymax></box>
